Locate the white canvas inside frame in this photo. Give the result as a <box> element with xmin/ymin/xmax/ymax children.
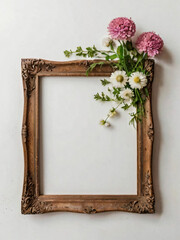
<box><xmin>40</xmin><ymin>76</ymin><xmax>137</xmax><ymax>194</ymax></box>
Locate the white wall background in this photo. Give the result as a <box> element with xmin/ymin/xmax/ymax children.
<box><xmin>40</xmin><ymin>76</ymin><xmax>137</xmax><ymax>195</ymax></box>
<box><xmin>0</xmin><ymin>0</ymin><xmax>180</xmax><ymax>239</ymax></box>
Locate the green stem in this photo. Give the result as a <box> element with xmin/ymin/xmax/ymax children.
<box><xmin>104</xmin><ymin>102</ymin><xmax>121</xmax><ymax>122</ymax></box>
<box><xmin>118</xmin><ymin>41</ymin><xmax>129</xmax><ymax>74</ymax></box>
<box><xmin>136</xmin><ymin>89</ymin><xmax>143</xmax><ymax>105</ymax></box>
<box><xmin>97</xmin><ymin>50</ymin><xmax>114</xmax><ymax>54</ymax></box>
<box><xmin>132</xmin><ymin>52</ymin><xmax>147</xmax><ymax>72</ymax></box>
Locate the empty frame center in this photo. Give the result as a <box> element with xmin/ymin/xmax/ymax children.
<box><xmin>40</xmin><ymin>76</ymin><xmax>137</xmax><ymax>195</ymax></box>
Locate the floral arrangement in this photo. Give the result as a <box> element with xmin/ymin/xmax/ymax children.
<box><xmin>64</xmin><ymin>17</ymin><xmax>163</xmax><ymax>127</ymax></box>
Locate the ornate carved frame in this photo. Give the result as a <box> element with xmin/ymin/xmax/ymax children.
<box><xmin>21</xmin><ymin>58</ymin><xmax>155</xmax><ymax>214</ymax></box>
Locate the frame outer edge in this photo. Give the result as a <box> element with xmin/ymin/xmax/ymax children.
<box><xmin>21</xmin><ymin>59</ymin><xmax>155</xmax><ymax>214</ymax></box>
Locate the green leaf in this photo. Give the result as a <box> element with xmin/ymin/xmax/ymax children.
<box><xmin>100</xmin><ymin>79</ymin><xmax>110</xmax><ymax>86</ymax></box>
<box><xmin>145</xmin><ymin>87</ymin><xmax>149</xmax><ymax>97</ymax></box>
<box><xmin>86</xmin><ymin>62</ymin><xmax>104</xmax><ymax>76</ymax></box>
<box><xmin>129</xmin><ymin>111</ymin><xmax>142</xmax><ymax>127</ymax></box>
<box><xmin>76</xmin><ymin>46</ymin><xmax>82</xmax><ymax>52</ymax></box>
<box><xmin>94</xmin><ymin>93</ymin><xmax>101</xmax><ymax>101</ymax></box>
<box><xmin>93</xmin><ymin>45</ymin><xmax>97</xmax><ymax>51</ymax></box>
<box><xmin>105</xmin><ymin>95</ymin><xmax>111</xmax><ymax>101</ymax></box>
<box><xmin>109</xmin><ymin>42</ymin><xmax>114</xmax><ymax>51</ymax></box>
<box><xmin>64</xmin><ymin>50</ymin><xmax>72</xmax><ymax>58</ymax></box>
<box><xmin>124</xmin><ymin>55</ymin><xmax>134</xmax><ymax>72</ymax></box>
<box><xmin>117</xmin><ymin>46</ymin><xmax>120</xmax><ymax>56</ymax></box>
<box><xmin>76</xmin><ymin>52</ymin><xmax>83</xmax><ymax>56</ymax></box>
<box><xmin>117</xmin><ymin>45</ymin><xmax>123</xmax><ymax>60</ymax></box>
<box><xmin>112</xmin><ymin>87</ymin><xmax>121</xmax><ymax>96</ymax></box>
<box><xmin>120</xmin><ymin>45</ymin><xmax>124</xmax><ymax>59</ymax></box>
<box><xmin>122</xmin><ymin>104</ymin><xmax>131</xmax><ymax>110</ymax></box>
<box><xmin>109</xmin><ymin>54</ymin><xmax>118</xmax><ymax>60</ymax></box>
<box><xmin>94</xmin><ymin>92</ymin><xmax>112</xmax><ymax>101</ymax></box>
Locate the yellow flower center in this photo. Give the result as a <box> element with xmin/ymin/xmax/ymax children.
<box><xmin>134</xmin><ymin>76</ymin><xmax>140</xmax><ymax>83</ymax></box>
<box><xmin>116</xmin><ymin>75</ymin><xmax>124</xmax><ymax>82</ymax></box>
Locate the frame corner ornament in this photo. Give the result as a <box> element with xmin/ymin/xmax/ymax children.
<box><xmin>21</xmin><ymin>176</ymin><xmax>35</xmax><ymax>214</ymax></box>
<box><xmin>22</xmin><ymin>199</ymin><xmax>47</xmax><ymax>215</ymax></box>
<box><xmin>21</xmin><ymin>59</ymin><xmax>55</xmax><ymax>96</ymax></box>
<box><xmin>124</xmin><ymin>171</ymin><xmax>155</xmax><ymax>213</ymax></box>
<box><xmin>21</xmin><ymin>176</ymin><xmax>52</xmax><ymax>214</ymax></box>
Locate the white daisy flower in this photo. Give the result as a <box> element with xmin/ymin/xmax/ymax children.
<box><xmin>120</xmin><ymin>89</ymin><xmax>134</xmax><ymax>103</ymax></box>
<box><xmin>102</xmin><ymin>37</ymin><xmax>114</xmax><ymax>47</ymax></box>
<box><xmin>110</xmin><ymin>70</ymin><xmax>128</xmax><ymax>88</ymax></box>
<box><xmin>129</xmin><ymin>72</ymin><xmax>147</xmax><ymax>89</ymax></box>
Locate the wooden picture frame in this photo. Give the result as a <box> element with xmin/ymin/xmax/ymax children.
<box><xmin>21</xmin><ymin>58</ymin><xmax>155</xmax><ymax>214</ymax></box>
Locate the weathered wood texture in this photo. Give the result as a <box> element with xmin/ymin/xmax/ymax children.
<box><xmin>21</xmin><ymin>59</ymin><xmax>155</xmax><ymax>214</ymax></box>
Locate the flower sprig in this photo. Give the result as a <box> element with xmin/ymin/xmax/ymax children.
<box><xmin>64</xmin><ymin>17</ymin><xmax>163</xmax><ymax>127</ymax></box>
<box><xmin>64</xmin><ymin>45</ymin><xmax>114</xmax><ymax>59</ymax></box>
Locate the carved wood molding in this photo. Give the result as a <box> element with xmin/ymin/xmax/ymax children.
<box><xmin>147</xmin><ymin>123</ymin><xmax>154</xmax><ymax>141</ymax></box>
<box><xmin>78</xmin><ymin>60</ymin><xmax>90</xmax><ymax>67</ymax></box>
<box><xmin>83</xmin><ymin>207</ymin><xmax>97</xmax><ymax>214</ymax></box>
<box><xmin>21</xmin><ymin>124</ymin><xmax>27</xmax><ymax>143</ymax></box>
<box><xmin>22</xmin><ymin>59</ymin><xmax>55</xmax><ymax>95</ymax></box>
<box><xmin>23</xmin><ymin>199</ymin><xmax>52</xmax><ymax>214</ymax></box>
<box><xmin>21</xmin><ymin>176</ymin><xmax>35</xmax><ymax>213</ymax></box>
<box><xmin>145</xmin><ymin>59</ymin><xmax>154</xmax><ymax>96</ymax></box>
<box><xmin>123</xmin><ymin>171</ymin><xmax>155</xmax><ymax>213</ymax></box>
<box><xmin>21</xmin><ymin>176</ymin><xmax>53</xmax><ymax>214</ymax></box>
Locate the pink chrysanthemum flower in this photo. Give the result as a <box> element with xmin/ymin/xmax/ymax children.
<box><xmin>136</xmin><ymin>32</ymin><xmax>164</xmax><ymax>57</ymax></box>
<box><xmin>108</xmin><ymin>17</ymin><xmax>136</xmax><ymax>40</ymax></box>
